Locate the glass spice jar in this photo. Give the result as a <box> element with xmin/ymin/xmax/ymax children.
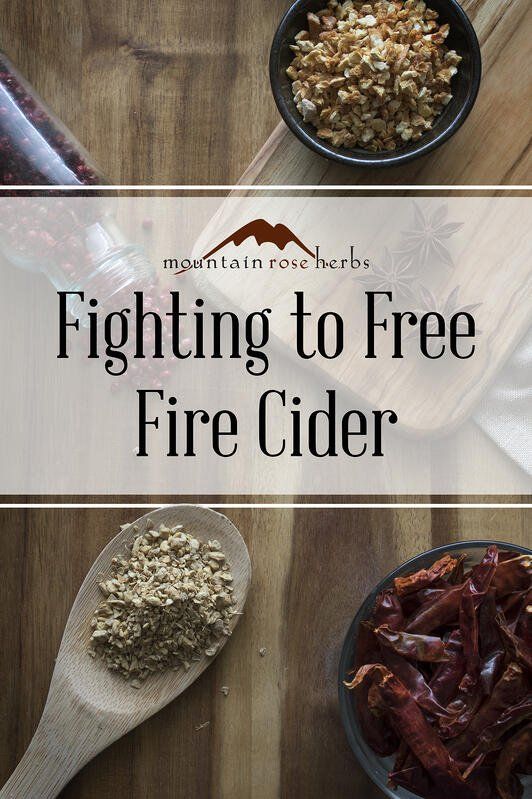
<box><xmin>0</xmin><ymin>53</ymin><xmax>195</xmax><ymax>392</ymax></box>
<box><xmin>0</xmin><ymin>50</ymin><xmax>104</xmax><ymax>185</ymax></box>
<box><xmin>0</xmin><ymin>50</ymin><xmax>156</xmax><ymax>317</ymax></box>
<box><xmin>0</xmin><ymin>196</ymin><xmax>156</xmax><ymax>320</ymax></box>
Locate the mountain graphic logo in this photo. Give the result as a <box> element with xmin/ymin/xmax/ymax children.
<box><xmin>202</xmin><ymin>218</ymin><xmax>314</xmax><ymax>259</ymax></box>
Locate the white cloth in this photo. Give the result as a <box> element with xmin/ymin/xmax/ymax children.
<box><xmin>474</xmin><ymin>329</ymin><xmax>532</xmax><ymax>475</ymax></box>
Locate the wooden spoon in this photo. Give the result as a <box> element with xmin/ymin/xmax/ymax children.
<box><xmin>0</xmin><ymin>505</ymin><xmax>251</xmax><ymax>799</ymax></box>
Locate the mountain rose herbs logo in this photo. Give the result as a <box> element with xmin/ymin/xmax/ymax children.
<box><xmin>203</xmin><ymin>219</ymin><xmax>314</xmax><ymax>259</ymax></box>
<box><xmin>163</xmin><ymin>218</ymin><xmax>367</xmax><ymax>274</ymax></box>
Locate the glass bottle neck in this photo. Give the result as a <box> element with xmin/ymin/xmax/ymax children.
<box><xmin>43</xmin><ymin>213</ymin><xmax>155</xmax><ymax>318</ymax></box>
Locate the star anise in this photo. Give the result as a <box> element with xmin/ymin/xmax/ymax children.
<box><xmin>356</xmin><ymin>248</ymin><xmax>418</xmax><ymax>302</ymax></box>
<box><xmin>399</xmin><ymin>203</ymin><xmax>463</xmax><ymax>268</ymax></box>
<box><xmin>408</xmin><ymin>284</ymin><xmax>482</xmax><ymax>338</ymax></box>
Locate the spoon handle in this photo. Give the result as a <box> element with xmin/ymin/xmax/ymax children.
<box><xmin>0</xmin><ymin>678</ymin><xmax>107</xmax><ymax>799</ymax></box>
<box><xmin>0</xmin><ymin>721</ymin><xmax>84</xmax><ymax>799</ymax></box>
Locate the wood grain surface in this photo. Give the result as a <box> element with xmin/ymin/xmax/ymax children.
<box><xmin>0</xmin><ymin>504</ymin><xmax>529</xmax><ymax>798</ymax></box>
<box><xmin>0</xmin><ymin>0</ymin><xmax>529</xmax><ymax>186</ymax></box>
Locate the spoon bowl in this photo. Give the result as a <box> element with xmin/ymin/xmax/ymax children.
<box><xmin>0</xmin><ymin>505</ymin><xmax>251</xmax><ymax>799</ymax></box>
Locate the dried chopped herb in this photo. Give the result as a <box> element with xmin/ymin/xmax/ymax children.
<box><xmin>346</xmin><ymin>544</ymin><xmax>532</xmax><ymax>799</ymax></box>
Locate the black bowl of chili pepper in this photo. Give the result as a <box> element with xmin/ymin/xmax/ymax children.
<box><xmin>338</xmin><ymin>540</ymin><xmax>532</xmax><ymax>799</ymax></box>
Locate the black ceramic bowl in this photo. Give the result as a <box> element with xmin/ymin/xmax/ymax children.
<box><xmin>338</xmin><ymin>540</ymin><xmax>532</xmax><ymax>798</ymax></box>
<box><xmin>270</xmin><ymin>0</ymin><xmax>482</xmax><ymax>167</ymax></box>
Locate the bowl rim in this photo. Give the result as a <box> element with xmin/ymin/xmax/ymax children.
<box><xmin>337</xmin><ymin>538</ymin><xmax>532</xmax><ymax>799</ymax></box>
<box><xmin>269</xmin><ymin>0</ymin><xmax>483</xmax><ymax>168</ymax></box>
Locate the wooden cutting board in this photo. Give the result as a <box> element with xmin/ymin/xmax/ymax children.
<box><xmin>195</xmin><ymin>195</ymin><xmax>530</xmax><ymax>435</ymax></box>
<box><xmin>195</xmin><ymin>0</ymin><xmax>532</xmax><ymax>435</ymax></box>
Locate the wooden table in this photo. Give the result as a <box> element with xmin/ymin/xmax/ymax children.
<box><xmin>0</xmin><ymin>503</ymin><xmax>529</xmax><ymax>798</ymax></box>
<box><xmin>0</xmin><ymin>0</ymin><xmax>529</xmax><ymax>185</ymax></box>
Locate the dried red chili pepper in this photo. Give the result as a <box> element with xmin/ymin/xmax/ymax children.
<box><xmin>373</xmin><ymin>588</ymin><xmax>405</xmax><ymax>630</ymax></box>
<box><xmin>499</xmin><ymin>552</ymin><xmax>520</xmax><ymax>562</ymax></box>
<box><xmin>495</xmin><ymin>725</ymin><xmax>532</xmax><ymax>799</ymax></box>
<box><xmin>346</xmin><ymin>665</ymin><xmax>478</xmax><ymax>799</ymax></box>
<box><xmin>350</xmin><ymin>623</ymin><xmax>399</xmax><ymax>756</ymax></box>
<box><xmin>469</xmin><ymin>697</ymin><xmax>532</xmax><ymax>760</ymax></box>
<box><xmin>375</xmin><ymin>624</ymin><xmax>450</xmax><ymax>663</ymax></box>
<box><xmin>479</xmin><ymin>592</ymin><xmax>506</xmax><ymax>695</ymax></box>
<box><xmin>407</xmin><ymin>583</ymin><xmax>463</xmax><ymax>634</ymax></box>
<box><xmin>496</xmin><ymin>617</ymin><xmax>532</xmax><ymax>675</ymax></box>
<box><xmin>400</xmin><ymin>587</ymin><xmax>449</xmax><ymax>618</ymax></box>
<box><xmin>394</xmin><ymin>554</ymin><xmax>464</xmax><ymax>597</ymax></box>
<box><xmin>430</xmin><ymin>630</ymin><xmax>466</xmax><ymax>706</ymax></box>
<box><xmin>515</xmin><ymin>598</ymin><xmax>531</xmax><ymax>647</ymax></box>
<box><xmin>379</xmin><ymin>645</ymin><xmax>457</xmax><ymax>721</ymax></box>
<box><xmin>353</xmin><ymin>675</ymin><xmax>399</xmax><ymax>757</ymax></box>
<box><xmin>450</xmin><ymin>556</ymin><xmax>467</xmax><ymax>586</ymax></box>
<box><xmin>390</xmin><ymin>762</ymin><xmax>432</xmax><ymax>795</ymax></box>
<box><xmin>439</xmin><ymin>680</ymin><xmax>485</xmax><ymax>740</ymax></box>
<box><xmin>349</xmin><ymin>545</ymin><xmax>531</xmax><ymax>799</ymax></box>
<box><xmin>463</xmin><ymin>765</ymin><xmax>498</xmax><ymax>799</ymax></box>
<box><xmin>392</xmin><ymin>739</ymin><xmax>410</xmax><ymax>774</ymax></box>
<box><xmin>500</xmin><ymin>592</ymin><xmax>525</xmax><ymax>628</ymax></box>
<box><xmin>460</xmin><ymin>546</ymin><xmax>499</xmax><ymax>691</ymax></box>
<box><xmin>450</xmin><ymin>663</ymin><xmax>529</xmax><ymax>759</ymax></box>
<box><xmin>355</xmin><ymin>621</ymin><xmax>380</xmax><ymax>666</ymax></box>
<box><xmin>493</xmin><ymin>556</ymin><xmax>532</xmax><ymax>598</ymax></box>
